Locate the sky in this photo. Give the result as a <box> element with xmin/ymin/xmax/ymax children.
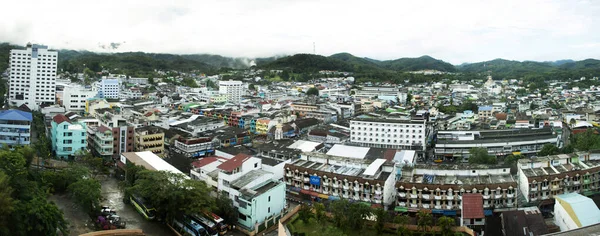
<box><xmin>1</xmin><ymin>0</ymin><xmax>599</xmax><ymax>64</ymax></box>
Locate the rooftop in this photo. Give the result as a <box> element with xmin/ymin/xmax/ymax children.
<box><xmin>0</xmin><ymin>110</ymin><xmax>32</xmax><ymax>121</ymax></box>
<box><xmin>230</xmin><ymin>169</ymin><xmax>271</xmax><ymax>189</ymax></box>
<box><xmin>462</xmin><ymin>193</ymin><xmax>484</xmax><ymax>219</ymax></box>
<box><xmin>217</xmin><ymin>153</ymin><xmax>252</xmax><ymax>172</ymax></box>
<box><xmin>555</xmin><ymin>193</ymin><xmax>600</xmax><ymax>227</ymax></box>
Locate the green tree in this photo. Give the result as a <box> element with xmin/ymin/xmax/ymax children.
<box><xmin>561</xmin><ymin>144</ymin><xmax>575</xmax><ymax>154</ymax></box>
<box><xmin>572</xmin><ymin>129</ymin><xmax>600</xmax><ymax>151</ymax></box>
<box><xmin>437</xmin><ymin>216</ymin><xmax>456</xmax><ymax>236</ymax></box>
<box><xmin>538</xmin><ymin>144</ymin><xmax>560</xmax><ymax>156</ymax></box>
<box><xmin>505</xmin><ymin>154</ymin><xmax>525</xmax><ymax>165</ymax></box>
<box><xmin>331</xmin><ymin>199</ymin><xmax>349</xmax><ymax>228</ymax></box>
<box><xmin>417</xmin><ymin>210</ymin><xmax>433</xmax><ymax>232</ymax></box>
<box><xmin>314</xmin><ymin>202</ymin><xmax>326</xmax><ymax>222</ymax></box>
<box><xmin>569</xmin><ymin>118</ymin><xmax>577</xmax><ymax>127</ymax></box>
<box><xmin>394</xmin><ymin>214</ymin><xmax>410</xmax><ymax>236</ymax></box>
<box><xmin>248</xmin><ymin>83</ymin><xmax>256</xmax><ymax>91</ymax></box>
<box><xmin>213</xmin><ymin>191</ymin><xmax>238</xmax><ymax>226</ymax></box>
<box><xmin>469</xmin><ymin>147</ymin><xmax>497</xmax><ymax>164</ymax></box>
<box><xmin>68</xmin><ymin>178</ymin><xmax>102</xmax><ymax>214</ymax></box>
<box><xmin>298</xmin><ymin>204</ymin><xmax>313</xmax><ymax>224</ymax></box>
<box><xmin>347</xmin><ymin>202</ymin><xmax>372</xmax><ymax>231</ymax></box>
<box><xmin>0</xmin><ymin>171</ymin><xmax>15</xmax><ymax>235</ymax></box>
<box><xmin>373</xmin><ymin>208</ymin><xmax>389</xmax><ymax>235</ymax></box>
<box><xmin>306</xmin><ymin>87</ymin><xmax>320</xmax><ymax>96</ymax></box>
<box><xmin>148</xmin><ymin>77</ymin><xmax>156</xmax><ymax>85</ymax></box>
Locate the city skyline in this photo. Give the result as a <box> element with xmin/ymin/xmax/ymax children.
<box><xmin>1</xmin><ymin>0</ymin><xmax>599</xmax><ymax>64</ymax></box>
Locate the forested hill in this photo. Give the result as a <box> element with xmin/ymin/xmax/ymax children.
<box><xmin>457</xmin><ymin>58</ymin><xmax>600</xmax><ymax>80</ymax></box>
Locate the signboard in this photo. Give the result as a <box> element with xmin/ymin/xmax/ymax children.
<box><xmin>309</xmin><ymin>176</ymin><xmax>321</xmax><ymax>186</ymax></box>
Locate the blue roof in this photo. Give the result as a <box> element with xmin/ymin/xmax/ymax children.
<box><xmin>478</xmin><ymin>106</ymin><xmax>493</xmax><ymax>111</ymax></box>
<box><xmin>0</xmin><ymin>110</ymin><xmax>32</xmax><ymax>121</ymax></box>
<box><xmin>556</xmin><ymin>193</ymin><xmax>600</xmax><ymax>227</ymax></box>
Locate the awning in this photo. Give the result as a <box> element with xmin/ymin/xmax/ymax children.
<box><xmin>432</xmin><ymin>209</ymin><xmax>444</xmax><ymax>214</ymax></box>
<box><xmin>512</xmin><ymin>152</ymin><xmax>521</xmax><ymax>155</ymax></box>
<box><xmin>443</xmin><ymin>210</ymin><xmax>457</xmax><ymax>216</ymax></box>
<box><xmin>394</xmin><ymin>206</ymin><xmax>408</xmax><ymax>212</ymax></box>
<box><xmin>317</xmin><ymin>194</ymin><xmax>329</xmax><ymax>199</ymax></box>
<box><xmin>328</xmin><ymin>196</ymin><xmax>340</xmax><ymax>201</ymax></box>
<box><xmin>484</xmin><ymin>210</ymin><xmax>493</xmax><ymax>216</ymax></box>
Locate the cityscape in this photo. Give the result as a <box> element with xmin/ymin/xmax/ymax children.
<box><xmin>2</xmin><ymin>1</ymin><xmax>600</xmax><ymax>236</ymax></box>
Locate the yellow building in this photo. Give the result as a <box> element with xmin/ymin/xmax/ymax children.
<box><xmin>290</xmin><ymin>103</ymin><xmax>319</xmax><ymax>117</ymax></box>
<box><xmin>134</xmin><ymin>126</ymin><xmax>165</xmax><ymax>157</ymax></box>
<box><xmin>256</xmin><ymin>118</ymin><xmax>271</xmax><ymax>134</ymax></box>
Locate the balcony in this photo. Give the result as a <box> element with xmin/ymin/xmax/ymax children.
<box><xmin>434</xmin><ymin>195</ymin><xmax>442</xmax><ymax>200</ymax></box>
<box><xmin>483</xmin><ymin>195</ymin><xmax>490</xmax><ymax>200</ymax></box>
<box><xmin>293</xmin><ymin>175</ymin><xmax>301</xmax><ymax>180</ymax></box>
<box><xmin>323</xmin><ymin>190</ymin><xmax>329</xmax><ymax>195</ymax></box>
<box><xmin>410</xmin><ymin>194</ymin><xmax>418</xmax><ymax>199</ymax></box>
<box><xmin>422</xmin><ymin>194</ymin><xmax>430</xmax><ymax>200</ymax></box>
<box><xmin>397</xmin><ymin>202</ymin><xmax>406</xmax><ymax>207</ymax></box>
<box><xmin>398</xmin><ymin>192</ymin><xmax>406</xmax><ymax>198</ymax></box>
<box><xmin>483</xmin><ymin>204</ymin><xmax>490</xmax><ymax>208</ymax></box>
<box><xmin>506</xmin><ymin>193</ymin><xmax>514</xmax><ymax>198</ymax></box>
<box><xmin>494</xmin><ymin>194</ymin><xmax>503</xmax><ymax>199</ymax></box>
<box><xmin>303</xmin><ymin>177</ymin><xmax>309</xmax><ymax>182</ymax></box>
<box><xmin>422</xmin><ymin>204</ymin><xmax>430</xmax><ymax>209</ymax></box>
<box><xmin>573</xmin><ymin>181</ymin><xmax>581</xmax><ymax>186</ymax></box>
<box><xmin>507</xmin><ymin>203</ymin><xmax>514</xmax><ymax>207</ymax></box>
<box><xmin>375</xmin><ymin>189</ymin><xmax>382</xmax><ymax>195</ymax></box>
<box><xmin>323</xmin><ymin>181</ymin><xmax>329</xmax><ymax>186</ymax></box>
<box><xmin>333</xmin><ymin>192</ymin><xmax>339</xmax><ymax>197</ymax></box>
<box><xmin>285</xmin><ymin>172</ymin><xmax>293</xmax><ymax>177</ymax></box>
<box><xmin>552</xmin><ymin>185</ymin><xmax>561</xmax><ymax>190</ymax></box>
<box><xmin>332</xmin><ymin>183</ymin><xmax>339</xmax><ymax>188</ymax></box>
<box><xmin>364</xmin><ymin>197</ymin><xmax>371</xmax><ymax>202</ymax></box>
<box><xmin>410</xmin><ymin>204</ymin><xmax>418</xmax><ymax>208</ymax></box>
<box><xmin>541</xmin><ymin>186</ymin><xmax>549</xmax><ymax>191</ymax></box>
<box><xmin>353</xmin><ymin>186</ymin><xmax>360</xmax><ymax>192</ymax></box>
<box><xmin>541</xmin><ymin>195</ymin><xmax>549</xmax><ymax>200</ymax></box>
<box><xmin>446</xmin><ymin>195</ymin><xmax>454</xmax><ymax>200</ymax></box>
<box><xmin>343</xmin><ymin>185</ymin><xmax>349</xmax><ymax>190</ymax></box>
<box><xmin>353</xmin><ymin>195</ymin><xmax>360</xmax><ymax>201</ymax></box>
<box><xmin>374</xmin><ymin>199</ymin><xmax>382</xmax><ymax>204</ymax></box>
<box><xmin>343</xmin><ymin>194</ymin><xmax>349</xmax><ymax>198</ymax></box>
<box><xmin>446</xmin><ymin>205</ymin><xmax>453</xmax><ymax>210</ymax></box>
<box><xmin>434</xmin><ymin>205</ymin><xmax>442</xmax><ymax>209</ymax></box>
<box><xmin>584</xmin><ymin>179</ymin><xmax>591</xmax><ymax>184</ymax></box>
<box><xmin>303</xmin><ymin>185</ymin><xmax>309</xmax><ymax>190</ymax></box>
<box><xmin>530</xmin><ymin>187</ymin><xmax>538</xmax><ymax>192</ymax></box>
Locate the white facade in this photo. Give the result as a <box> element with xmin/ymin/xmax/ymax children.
<box><xmin>9</xmin><ymin>44</ymin><xmax>58</xmax><ymax>110</ymax></box>
<box><xmin>119</xmin><ymin>88</ymin><xmax>142</xmax><ymax>100</ymax></box>
<box><xmin>97</xmin><ymin>79</ymin><xmax>120</xmax><ymax>99</ymax></box>
<box><xmin>219</xmin><ymin>80</ymin><xmax>243</xmax><ymax>103</ymax></box>
<box><xmin>350</xmin><ymin>119</ymin><xmax>427</xmax><ymax>150</ymax></box>
<box><xmin>62</xmin><ymin>86</ymin><xmax>97</xmax><ymax>112</ymax></box>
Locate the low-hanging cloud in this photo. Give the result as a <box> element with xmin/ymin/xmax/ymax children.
<box><xmin>0</xmin><ymin>0</ymin><xmax>599</xmax><ymax>64</ymax></box>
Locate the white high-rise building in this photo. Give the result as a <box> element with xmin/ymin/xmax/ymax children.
<box><xmin>95</xmin><ymin>79</ymin><xmax>120</xmax><ymax>99</ymax></box>
<box><xmin>9</xmin><ymin>44</ymin><xmax>58</xmax><ymax>110</ymax></box>
<box><xmin>62</xmin><ymin>86</ymin><xmax>97</xmax><ymax>112</ymax></box>
<box><xmin>219</xmin><ymin>80</ymin><xmax>243</xmax><ymax>103</ymax></box>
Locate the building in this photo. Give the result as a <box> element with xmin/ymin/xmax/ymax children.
<box><xmin>190</xmin><ymin>156</ymin><xmax>228</xmax><ymax>190</ymax></box>
<box><xmin>499</xmin><ymin>207</ymin><xmax>548</xmax><ymax>236</ymax></box>
<box><xmin>119</xmin><ymin>88</ymin><xmax>142</xmax><ymax>100</ymax></box>
<box><xmin>517</xmin><ymin>152</ymin><xmax>600</xmax><ymax>203</ymax></box>
<box><xmin>477</xmin><ymin>106</ymin><xmax>493</xmax><ymax>120</ymax></box>
<box><xmin>350</xmin><ymin>118</ymin><xmax>429</xmax><ymax>152</ymax></box>
<box><xmin>435</xmin><ymin>128</ymin><xmax>560</xmax><ymax>159</ymax></box>
<box><xmin>118</xmin><ymin>151</ymin><xmax>188</xmax><ymax>178</ymax></box>
<box><xmin>134</xmin><ymin>126</ymin><xmax>165</xmax><ymax>157</ymax></box>
<box><xmin>395</xmin><ymin>165</ymin><xmax>517</xmax><ymax>212</ymax></box>
<box><xmin>8</xmin><ymin>44</ymin><xmax>58</xmax><ymax>110</ymax></box>
<box><xmin>219</xmin><ymin>80</ymin><xmax>243</xmax><ymax>103</ymax></box>
<box><xmin>96</xmin><ymin>79</ymin><xmax>120</xmax><ymax>99</ymax></box>
<box><xmin>553</xmin><ymin>193</ymin><xmax>600</xmax><ymax>231</ymax></box>
<box><xmin>0</xmin><ymin>110</ymin><xmax>32</xmax><ymax>147</ymax></box>
<box><xmin>62</xmin><ymin>86</ymin><xmax>97</xmax><ymax>113</ymax></box>
<box><xmin>87</xmin><ymin>111</ymin><xmax>134</xmax><ymax>160</ymax></box>
<box><xmin>461</xmin><ymin>193</ymin><xmax>485</xmax><ymax>228</ymax></box>
<box><xmin>237</xmin><ymin>180</ymin><xmax>286</xmax><ymax>230</ymax></box>
<box><xmin>173</xmin><ymin>137</ymin><xmax>218</xmax><ymax>158</ymax></box>
<box><xmin>290</xmin><ymin>103</ymin><xmax>319</xmax><ymax>118</ymax></box>
<box><xmin>51</xmin><ymin>114</ymin><xmax>87</xmax><ymax>159</ymax></box>
<box><xmin>352</xmin><ymin>86</ymin><xmax>399</xmax><ymax>99</ymax></box>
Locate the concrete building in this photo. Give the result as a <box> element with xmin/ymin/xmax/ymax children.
<box><xmin>352</xmin><ymin>86</ymin><xmax>399</xmax><ymax>99</ymax></box>
<box><xmin>517</xmin><ymin>152</ymin><xmax>600</xmax><ymax>203</ymax></box>
<box><xmin>96</xmin><ymin>78</ymin><xmax>120</xmax><ymax>99</ymax></box>
<box><xmin>236</xmin><ymin>180</ymin><xmax>286</xmax><ymax>230</ymax></box>
<box><xmin>553</xmin><ymin>193</ymin><xmax>600</xmax><ymax>231</ymax></box>
<box><xmin>350</xmin><ymin>118</ymin><xmax>429</xmax><ymax>151</ymax></box>
<box><xmin>173</xmin><ymin>137</ymin><xmax>218</xmax><ymax>158</ymax></box>
<box><xmin>461</xmin><ymin>193</ymin><xmax>485</xmax><ymax>228</ymax></box>
<box><xmin>8</xmin><ymin>44</ymin><xmax>57</xmax><ymax>110</ymax></box>
<box><xmin>62</xmin><ymin>86</ymin><xmax>97</xmax><ymax>113</ymax></box>
<box><xmin>51</xmin><ymin>114</ymin><xmax>87</xmax><ymax>159</ymax></box>
<box><xmin>219</xmin><ymin>80</ymin><xmax>243</xmax><ymax>103</ymax></box>
<box><xmin>134</xmin><ymin>126</ymin><xmax>165</xmax><ymax>157</ymax></box>
<box><xmin>0</xmin><ymin>110</ymin><xmax>32</xmax><ymax>147</ymax></box>
<box><xmin>118</xmin><ymin>151</ymin><xmax>188</xmax><ymax>178</ymax></box>
<box><xmin>119</xmin><ymin>88</ymin><xmax>142</xmax><ymax>100</ymax></box>
<box><xmin>87</xmin><ymin>111</ymin><xmax>134</xmax><ymax>160</ymax></box>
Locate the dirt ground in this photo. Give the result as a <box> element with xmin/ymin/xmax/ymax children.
<box><xmin>49</xmin><ymin>194</ymin><xmax>95</xmax><ymax>236</ymax></box>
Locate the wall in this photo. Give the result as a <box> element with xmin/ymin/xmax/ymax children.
<box><xmin>414</xmin><ymin>167</ymin><xmax>510</xmax><ymax>176</ymax></box>
<box><xmin>554</xmin><ymin>200</ymin><xmax>578</xmax><ymax>231</ymax></box>
<box><xmin>245</xmin><ymin>182</ymin><xmax>286</xmax><ymax>229</ymax></box>
<box><xmin>518</xmin><ymin>168</ymin><xmax>531</xmax><ymax>202</ymax></box>
<box><xmin>261</xmin><ymin>160</ymin><xmax>291</xmax><ymax>182</ymax></box>
<box><xmin>383</xmin><ymin>166</ymin><xmax>397</xmax><ymax>208</ymax></box>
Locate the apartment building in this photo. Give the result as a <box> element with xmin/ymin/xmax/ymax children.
<box><xmin>435</xmin><ymin>128</ymin><xmax>560</xmax><ymax>159</ymax></box>
<box><xmin>134</xmin><ymin>126</ymin><xmax>165</xmax><ymax>157</ymax></box>
<box><xmin>87</xmin><ymin>111</ymin><xmax>134</xmax><ymax>159</ymax></box>
<box><xmin>352</xmin><ymin>86</ymin><xmax>399</xmax><ymax>99</ymax></box>
<box><xmin>517</xmin><ymin>152</ymin><xmax>600</xmax><ymax>203</ymax></box>
<box><xmin>96</xmin><ymin>79</ymin><xmax>120</xmax><ymax>99</ymax></box>
<box><xmin>173</xmin><ymin>137</ymin><xmax>218</xmax><ymax>158</ymax></box>
<box><xmin>0</xmin><ymin>110</ymin><xmax>32</xmax><ymax>147</ymax></box>
<box><xmin>350</xmin><ymin>118</ymin><xmax>429</xmax><ymax>151</ymax></box>
<box><xmin>219</xmin><ymin>80</ymin><xmax>243</xmax><ymax>103</ymax></box>
<box><xmin>290</xmin><ymin>103</ymin><xmax>319</xmax><ymax>118</ymax></box>
<box><xmin>62</xmin><ymin>86</ymin><xmax>97</xmax><ymax>113</ymax></box>
<box><xmin>8</xmin><ymin>44</ymin><xmax>57</xmax><ymax>110</ymax></box>
<box><xmin>51</xmin><ymin>114</ymin><xmax>87</xmax><ymax>159</ymax></box>
<box><xmin>477</xmin><ymin>106</ymin><xmax>493</xmax><ymax>120</ymax></box>
<box><xmin>119</xmin><ymin>88</ymin><xmax>142</xmax><ymax>100</ymax></box>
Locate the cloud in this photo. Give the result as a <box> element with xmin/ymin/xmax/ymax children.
<box><xmin>0</xmin><ymin>0</ymin><xmax>599</xmax><ymax>64</ymax></box>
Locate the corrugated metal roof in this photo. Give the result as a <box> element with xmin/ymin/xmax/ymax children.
<box><xmin>462</xmin><ymin>193</ymin><xmax>484</xmax><ymax>219</ymax></box>
<box><xmin>363</xmin><ymin>159</ymin><xmax>386</xmax><ymax>176</ymax></box>
<box><xmin>0</xmin><ymin>110</ymin><xmax>32</xmax><ymax>121</ymax></box>
<box><xmin>555</xmin><ymin>193</ymin><xmax>600</xmax><ymax>227</ymax></box>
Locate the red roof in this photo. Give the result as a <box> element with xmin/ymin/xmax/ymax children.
<box><xmin>462</xmin><ymin>193</ymin><xmax>484</xmax><ymax>219</ymax></box>
<box><xmin>217</xmin><ymin>153</ymin><xmax>251</xmax><ymax>172</ymax></box>
<box><xmin>192</xmin><ymin>157</ymin><xmax>220</xmax><ymax>168</ymax></box>
<box><xmin>144</xmin><ymin>112</ymin><xmax>154</xmax><ymax>117</ymax></box>
<box><xmin>98</xmin><ymin>125</ymin><xmax>111</xmax><ymax>133</ymax></box>
<box><xmin>383</xmin><ymin>149</ymin><xmax>398</xmax><ymax>162</ymax></box>
<box><xmin>52</xmin><ymin>114</ymin><xmax>70</xmax><ymax>124</ymax></box>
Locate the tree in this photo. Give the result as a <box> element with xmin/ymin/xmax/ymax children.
<box><xmin>505</xmin><ymin>154</ymin><xmax>525</xmax><ymax>165</ymax></box>
<box><xmin>313</xmin><ymin>202</ymin><xmax>326</xmax><ymax>222</ymax></box>
<box><xmin>373</xmin><ymin>208</ymin><xmax>389</xmax><ymax>235</ymax></box>
<box><xmin>468</xmin><ymin>147</ymin><xmax>497</xmax><ymax>164</ymax></box>
<box><xmin>417</xmin><ymin>210</ymin><xmax>433</xmax><ymax>232</ymax></box>
<box><xmin>148</xmin><ymin>77</ymin><xmax>156</xmax><ymax>85</ymax></box>
<box><xmin>394</xmin><ymin>214</ymin><xmax>410</xmax><ymax>236</ymax></box>
<box><xmin>406</xmin><ymin>92</ymin><xmax>413</xmax><ymax>105</ymax></box>
<box><xmin>569</xmin><ymin>118</ymin><xmax>577</xmax><ymax>127</ymax></box>
<box><xmin>306</xmin><ymin>87</ymin><xmax>320</xmax><ymax>96</ymax></box>
<box><xmin>331</xmin><ymin>199</ymin><xmax>349</xmax><ymax>228</ymax></box>
<box><xmin>248</xmin><ymin>83</ymin><xmax>256</xmax><ymax>91</ymax></box>
<box><xmin>298</xmin><ymin>204</ymin><xmax>313</xmax><ymax>224</ymax></box>
<box><xmin>213</xmin><ymin>191</ymin><xmax>238</xmax><ymax>226</ymax></box>
<box><xmin>437</xmin><ymin>216</ymin><xmax>456</xmax><ymax>236</ymax></box>
<box><xmin>538</xmin><ymin>144</ymin><xmax>560</xmax><ymax>156</ymax></box>
<box><xmin>323</xmin><ymin>225</ymin><xmax>348</xmax><ymax>236</ymax></box>
<box><xmin>75</xmin><ymin>150</ymin><xmax>109</xmax><ymax>179</ymax></box>
<box><xmin>572</xmin><ymin>129</ymin><xmax>600</xmax><ymax>151</ymax></box>
<box><xmin>346</xmin><ymin>202</ymin><xmax>372</xmax><ymax>231</ymax></box>
<box><xmin>68</xmin><ymin>178</ymin><xmax>102</xmax><ymax>214</ymax></box>
<box><xmin>0</xmin><ymin>171</ymin><xmax>15</xmax><ymax>235</ymax></box>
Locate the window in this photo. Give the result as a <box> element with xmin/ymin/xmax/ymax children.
<box><xmin>268</xmin><ymin>196</ymin><xmax>271</xmax><ymax>202</ymax></box>
<box><xmin>254</xmin><ymin>163</ymin><xmax>258</xmax><ymax>168</ymax></box>
<box><xmin>239</xmin><ymin>214</ymin><xmax>247</xmax><ymax>221</ymax></box>
<box><xmin>268</xmin><ymin>207</ymin><xmax>271</xmax><ymax>213</ymax></box>
<box><xmin>63</xmin><ymin>125</ymin><xmax>68</xmax><ymax>129</ymax></box>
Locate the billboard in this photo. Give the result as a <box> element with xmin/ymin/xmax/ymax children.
<box><xmin>309</xmin><ymin>176</ymin><xmax>321</xmax><ymax>186</ymax></box>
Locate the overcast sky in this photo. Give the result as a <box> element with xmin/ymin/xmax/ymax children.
<box><xmin>1</xmin><ymin>0</ymin><xmax>599</xmax><ymax>64</ymax></box>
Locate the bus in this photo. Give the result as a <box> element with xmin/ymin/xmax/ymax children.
<box><xmin>130</xmin><ymin>194</ymin><xmax>157</xmax><ymax>220</ymax></box>
<box><xmin>188</xmin><ymin>214</ymin><xmax>219</xmax><ymax>236</ymax></box>
<box><xmin>202</xmin><ymin>212</ymin><xmax>228</xmax><ymax>235</ymax></box>
<box><xmin>169</xmin><ymin>215</ymin><xmax>210</xmax><ymax>236</ymax></box>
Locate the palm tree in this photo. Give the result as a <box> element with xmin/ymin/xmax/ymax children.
<box><xmin>394</xmin><ymin>214</ymin><xmax>410</xmax><ymax>236</ymax></box>
<box><xmin>436</xmin><ymin>216</ymin><xmax>456</xmax><ymax>236</ymax></box>
<box><xmin>417</xmin><ymin>210</ymin><xmax>433</xmax><ymax>233</ymax></box>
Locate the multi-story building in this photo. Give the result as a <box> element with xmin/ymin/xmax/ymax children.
<box><xmin>96</xmin><ymin>78</ymin><xmax>120</xmax><ymax>99</ymax></box>
<box><xmin>255</xmin><ymin>118</ymin><xmax>270</xmax><ymax>135</ymax></box>
<box><xmin>134</xmin><ymin>126</ymin><xmax>165</xmax><ymax>157</ymax></box>
<box><xmin>119</xmin><ymin>88</ymin><xmax>142</xmax><ymax>100</ymax></box>
<box><xmin>435</xmin><ymin>128</ymin><xmax>561</xmax><ymax>159</ymax></box>
<box><xmin>51</xmin><ymin>114</ymin><xmax>87</xmax><ymax>159</ymax></box>
<box><xmin>219</xmin><ymin>80</ymin><xmax>243</xmax><ymax>103</ymax></box>
<box><xmin>85</xmin><ymin>98</ymin><xmax>111</xmax><ymax>116</ymax></box>
<box><xmin>8</xmin><ymin>44</ymin><xmax>57</xmax><ymax>110</ymax></box>
<box><xmin>173</xmin><ymin>137</ymin><xmax>218</xmax><ymax>158</ymax></box>
<box><xmin>352</xmin><ymin>86</ymin><xmax>399</xmax><ymax>99</ymax></box>
<box><xmin>87</xmin><ymin>111</ymin><xmax>134</xmax><ymax>160</ymax></box>
<box><xmin>350</xmin><ymin>118</ymin><xmax>429</xmax><ymax>151</ymax></box>
<box><xmin>62</xmin><ymin>86</ymin><xmax>97</xmax><ymax>113</ymax></box>
<box><xmin>477</xmin><ymin>106</ymin><xmax>493</xmax><ymax>120</ymax></box>
<box><xmin>517</xmin><ymin>152</ymin><xmax>600</xmax><ymax>203</ymax></box>
<box><xmin>395</xmin><ymin>165</ymin><xmax>517</xmax><ymax>212</ymax></box>
<box><xmin>553</xmin><ymin>193</ymin><xmax>600</xmax><ymax>231</ymax></box>
<box><xmin>290</xmin><ymin>103</ymin><xmax>319</xmax><ymax>118</ymax></box>
<box><xmin>0</xmin><ymin>110</ymin><xmax>32</xmax><ymax>147</ymax></box>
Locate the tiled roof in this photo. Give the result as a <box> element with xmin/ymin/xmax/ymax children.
<box><xmin>98</xmin><ymin>125</ymin><xmax>111</xmax><ymax>133</ymax></box>
<box><xmin>462</xmin><ymin>193</ymin><xmax>484</xmax><ymax>219</ymax></box>
<box><xmin>217</xmin><ymin>153</ymin><xmax>251</xmax><ymax>172</ymax></box>
<box><xmin>192</xmin><ymin>157</ymin><xmax>219</xmax><ymax>168</ymax></box>
<box><xmin>52</xmin><ymin>114</ymin><xmax>70</xmax><ymax>124</ymax></box>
